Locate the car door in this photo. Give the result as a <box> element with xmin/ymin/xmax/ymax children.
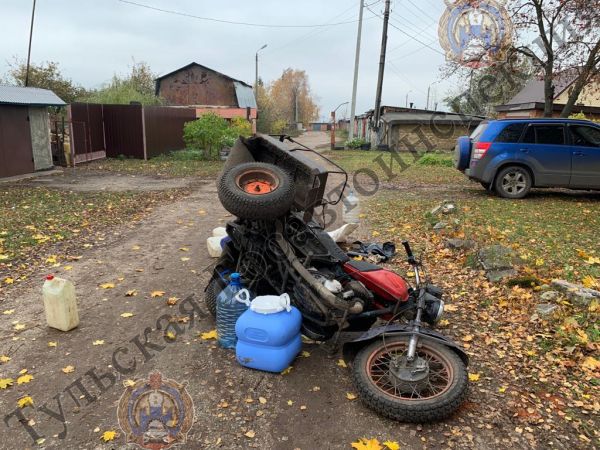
<box><xmin>568</xmin><ymin>124</ymin><xmax>600</xmax><ymax>189</ymax></box>
<box><xmin>519</xmin><ymin>123</ymin><xmax>570</xmax><ymax>187</ymax></box>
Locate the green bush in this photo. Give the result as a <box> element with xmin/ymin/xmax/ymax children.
<box><xmin>416</xmin><ymin>153</ymin><xmax>454</xmax><ymax>167</ymax></box>
<box><xmin>222</xmin><ymin>116</ymin><xmax>252</xmax><ymax>148</ymax></box>
<box><xmin>345</xmin><ymin>137</ymin><xmax>366</xmax><ymax>149</ymax></box>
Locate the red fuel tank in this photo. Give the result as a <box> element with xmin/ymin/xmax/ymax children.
<box><xmin>343</xmin><ymin>260</ymin><xmax>409</xmax><ymax>303</ymax></box>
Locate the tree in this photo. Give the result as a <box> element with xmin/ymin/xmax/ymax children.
<box><xmin>445</xmin><ymin>56</ymin><xmax>534</xmax><ymax>116</ymax></box>
<box><xmin>81</xmin><ymin>61</ymin><xmax>162</xmax><ymax>105</ymax></box>
<box><xmin>269</xmin><ymin>68</ymin><xmax>319</xmax><ymax>127</ymax></box>
<box><xmin>3</xmin><ymin>59</ymin><xmax>86</xmax><ymax>103</ymax></box>
<box><xmin>183</xmin><ymin>113</ymin><xmax>251</xmax><ymax>159</ymax></box>
<box><xmin>509</xmin><ymin>0</ymin><xmax>600</xmax><ymax>117</ymax></box>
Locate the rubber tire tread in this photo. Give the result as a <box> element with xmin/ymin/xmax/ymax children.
<box><xmin>205</xmin><ymin>276</ymin><xmax>225</xmax><ymax>318</ymax></box>
<box><xmin>218</xmin><ymin>162</ymin><xmax>295</xmax><ymax>220</ymax></box>
<box><xmin>351</xmin><ymin>336</ymin><xmax>468</xmax><ymax>423</ymax></box>
<box><xmin>493</xmin><ymin>166</ymin><xmax>532</xmax><ymax>199</ymax></box>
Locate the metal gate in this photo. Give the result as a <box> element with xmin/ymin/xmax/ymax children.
<box><xmin>0</xmin><ymin>105</ymin><xmax>35</xmax><ymax>177</ymax></box>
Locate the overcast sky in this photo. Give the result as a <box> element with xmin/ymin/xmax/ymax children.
<box><xmin>2</xmin><ymin>0</ymin><xmax>453</xmax><ymax>120</ymax></box>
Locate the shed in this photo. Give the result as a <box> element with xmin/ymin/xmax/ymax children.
<box><xmin>377</xmin><ymin>107</ymin><xmax>484</xmax><ymax>151</ymax></box>
<box><xmin>0</xmin><ymin>85</ymin><xmax>65</xmax><ymax>178</ymax></box>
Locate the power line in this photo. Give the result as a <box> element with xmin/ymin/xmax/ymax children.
<box><xmin>367</xmin><ymin>4</ymin><xmax>444</xmax><ymax>56</ymax></box>
<box><xmin>404</xmin><ymin>0</ymin><xmax>439</xmax><ymax>23</ymax></box>
<box><xmin>118</xmin><ymin>0</ymin><xmax>367</xmax><ymax>28</ymax></box>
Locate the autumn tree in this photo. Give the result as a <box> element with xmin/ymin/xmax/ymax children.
<box><xmin>445</xmin><ymin>56</ymin><xmax>534</xmax><ymax>116</ymax></box>
<box><xmin>3</xmin><ymin>59</ymin><xmax>86</xmax><ymax>103</ymax></box>
<box><xmin>269</xmin><ymin>68</ymin><xmax>319</xmax><ymax>127</ymax></box>
<box><xmin>82</xmin><ymin>61</ymin><xmax>162</xmax><ymax>105</ymax></box>
<box><xmin>509</xmin><ymin>0</ymin><xmax>600</xmax><ymax>117</ymax></box>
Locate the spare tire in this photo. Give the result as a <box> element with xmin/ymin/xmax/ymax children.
<box><xmin>454</xmin><ymin>136</ymin><xmax>472</xmax><ymax>172</ymax></box>
<box><xmin>218</xmin><ymin>162</ymin><xmax>295</xmax><ymax>220</ymax></box>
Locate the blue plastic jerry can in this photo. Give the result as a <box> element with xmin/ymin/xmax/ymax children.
<box><xmin>235</xmin><ymin>293</ymin><xmax>302</xmax><ymax>373</ymax></box>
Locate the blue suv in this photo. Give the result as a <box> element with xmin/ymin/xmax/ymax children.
<box><xmin>454</xmin><ymin>119</ymin><xmax>600</xmax><ymax>198</ymax></box>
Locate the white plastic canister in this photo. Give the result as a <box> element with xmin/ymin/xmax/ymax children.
<box><xmin>42</xmin><ymin>275</ymin><xmax>79</xmax><ymax>331</ymax></box>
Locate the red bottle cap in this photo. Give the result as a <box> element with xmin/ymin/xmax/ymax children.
<box><xmin>46</xmin><ymin>275</ymin><xmax>54</xmax><ymax>281</ymax></box>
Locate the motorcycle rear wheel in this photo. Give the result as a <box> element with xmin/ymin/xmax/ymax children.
<box><xmin>351</xmin><ymin>336</ymin><xmax>468</xmax><ymax>422</ymax></box>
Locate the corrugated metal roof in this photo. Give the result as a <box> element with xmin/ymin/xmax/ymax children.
<box><xmin>0</xmin><ymin>85</ymin><xmax>66</xmax><ymax>106</ymax></box>
<box><xmin>382</xmin><ymin>111</ymin><xmax>484</xmax><ymax>124</ymax></box>
<box><xmin>233</xmin><ymin>82</ymin><xmax>257</xmax><ymax>109</ymax></box>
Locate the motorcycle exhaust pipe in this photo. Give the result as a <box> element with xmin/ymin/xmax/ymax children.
<box><xmin>275</xmin><ymin>224</ymin><xmax>363</xmax><ymax>314</ymax></box>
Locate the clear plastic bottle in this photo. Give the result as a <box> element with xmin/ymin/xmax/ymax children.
<box><xmin>343</xmin><ymin>189</ymin><xmax>360</xmax><ymax>224</ymax></box>
<box><xmin>216</xmin><ymin>273</ymin><xmax>250</xmax><ymax>349</ymax></box>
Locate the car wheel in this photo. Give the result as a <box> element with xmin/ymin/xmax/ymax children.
<box><xmin>494</xmin><ymin>166</ymin><xmax>532</xmax><ymax>199</ymax></box>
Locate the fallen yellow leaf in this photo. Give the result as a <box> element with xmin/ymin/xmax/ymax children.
<box><xmin>346</xmin><ymin>392</ymin><xmax>357</xmax><ymax>401</ymax></box>
<box><xmin>17</xmin><ymin>374</ymin><xmax>33</xmax><ymax>384</ymax></box>
<box><xmin>351</xmin><ymin>438</ymin><xmax>383</xmax><ymax>450</ymax></box>
<box><xmin>165</xmin><ymin>331</ymin><xmax>176</xmax><ymax>340</ymax></box>
<box><xmin>200</xmin><ymin>329</ymin><xmax>217</xmax><ymax>340</ymax></box>
<box><xmin>123</xmin><ymin>379</ymin><xmax>136</xmax><ymax>387</ymax></box>
<box><xmin>445</xmin><ymin>304</ymin><xmax>458</xmax><ymax>312</ymax></box>
<box><xmin>280</xmin><ymin>366</ymin><xmax>293</xmax><ymax>375</ymax></box>
<box><xmin>244</xmin><ymin>430</ymin><xmax>255</xmax><ymax>438</ymax></box>
<box><xmin>120</xmin><ymin>312</ymin><xmax>134</xmax><ymax>318</ymax></box>
<box><xmin>4</xmin><ymin>277</ymin><xmax>14</xmax><ymax>284</ymax></box>
<box><xmin>125</xmin><ymin>289</ymin><xmax>138</xmax><ymax>297</ymax></box>
<box><xmin>151</xmin><ymin>290</ymin><xmax>165</xmax><ymax>298</ymax></box>
<box><xmin>582</xmin><ymin>275</ymin><xmax>598</xmax><ymax>289</ymax></box>
<box><xmin>468</xmin><ymin>373</ymin><xmax>480</xmax><ymax>382</ymax></box>
<box><xmin>99</xmin><ymin>283</ymin><xmax>115</xmax><ymax>289</ymax></box>
<box><xmin>47</xmin><ymin>341</ymin><xmax>57</xmax><ymax>347</ymax></box>
<box><xmin>63</xmin><ymin>265</ymin><xmax>73</xmax><ymax>271</ymax></box>
<box><xmin>17</xmin><ymin>396</ymin><xmax>33</xmax><ymax>408</ymax></box>
<box><xmin>0</xmin><ymin>378</ymin><xmax>14</xmax><ymax>389</ymax></box>
<box><xmin>179</xmin><ymin>247</ymin><xmax>190</xmax><ymax>252</ymax></box>
<box><xmin>287</xmin><ymin>400</ymin><xmax>293</xmax><ymax>406</ymax></box>
<box><xmin>582</xmin><ymin>356</ymin><xmax>600</xmax><ymax>371</ymax></box>
<box><xmin>259</xmin><ymin>397</ymin><xmax>267</xmax><ymax>404</ymax></box>
<box><xmin>181</xmin><ymin>257</ymin><xmax>190</xmax><ymax>262</ymax></box>
<box><xmin>0</xmin><ymin>355</ymin><xmax>10</xmax><ymax>363</ymax></box>
<box><xmin>101</xmin><ymin>430</ymin><xmax>117</xmax><ymax>442</ymax></box>
<box><xmin>462</xmin><ymin>335</ymin><xmax>474</xmax><ymax>342</ymax></box>
<box><xmin>337</xmin><ymin>359</ymin><xmax>347</xmax><ymax>368</ymax></box>
<box><xmin>61</xmin><ymin>366</ymin><xmax>75</xmax><ymax>374</ymax></box>
<box><xmin>2</xmin><ymin>309</ymin><xmax>14</xmax><ymax>315</ymax></box>
<box><xmin>132</xmin><ymin>245</ymin><xmax>141</xmax><ymax>250</ymax></box>
<box><xmin>92</xmin><ymin>340</ymin><xmax>105</xmax><ymax>346</ymax></box>
<box><xmin>383</xmin><ymin>441</ymin><xmax>400</xmax><ymax>450</ymax></box>
<box><xmin>46</xmin><ymin>255</ymin><xmax>57</xmax><ymax>264</ymax></box>
<box><xmin>13</xmin><ymin>323</ymin><xmax>25</xmax><ymax>331</ymax></box>
<box><xmin>301</xmin><ymin>350</ymin><xmax>311</xmax><ymax>358</ymax></box>
<box><xmin>167</xmin><ymin>297</ymin><xmax>179</xmax><ymax>306</ymax></box>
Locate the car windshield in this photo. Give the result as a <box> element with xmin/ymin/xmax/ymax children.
<box><xmin>470</xmin><ymin>123</ymin><xmax>488</xmax><ymax>141</ymax></box>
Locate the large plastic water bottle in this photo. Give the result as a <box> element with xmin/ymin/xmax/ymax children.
<box><xmin>343</xmin><ymin>190</ymin><xmax>360</xmax><ymax>224</ymax></box>
<box><xmin>216</xmin><ymin>273</ymin><xmax>250</xmax><ymax>349</ymax></box>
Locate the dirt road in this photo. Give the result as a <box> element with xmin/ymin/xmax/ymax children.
<box><xmin>0</xmin><ymin>174</ymin><xmax>572</xmax><ymax>449</ymax></box>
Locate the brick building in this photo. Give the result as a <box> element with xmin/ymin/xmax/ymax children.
<box><xmin>155</xmin><ymin>62</ymin><xmax>257</xmax><ymax>130</ymax></box>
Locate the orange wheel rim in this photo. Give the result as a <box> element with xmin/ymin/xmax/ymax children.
<box><xmin>235</xmin><ymin>169</ymin><xmax>279</xmax><ymax>196</ymax></box>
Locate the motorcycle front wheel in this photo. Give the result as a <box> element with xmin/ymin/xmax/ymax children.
<box><xmin>351</xmin><ymin>336</ymin><xmax>468</xmax><ymax>422</ymax></box>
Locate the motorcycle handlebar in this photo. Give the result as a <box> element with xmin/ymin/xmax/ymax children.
<box><xmin>402</xmin><ymin>240</ymin><xmax>417</xmax><ymax>265</ymax></box>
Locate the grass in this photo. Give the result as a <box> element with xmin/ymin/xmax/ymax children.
<box><xmin>365</xmin><ymin>189</ymin><xmax>600</xmax><ymax>284</ymax></box>
<box><xmin>322</xmin><ymin>150</ymin><xmax>466</xmax><ymax>186</ymax></box>
<box><xmin>83</xmin><ymin>149</ymin><xmax>224</xmax><ymax>178</ymax></box>
<box><xmin>0</xmin><ymin>186</ymin><xmax>175</xmax><ymax>269</ymax></box>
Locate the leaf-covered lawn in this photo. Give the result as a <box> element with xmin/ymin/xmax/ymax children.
<box><xmin>81</xmin><ymin>152</ymin><xmax>224</xmax><ymax>178</ymax></box>
<box><xmin>0</xmin><ymin>186</ymin><xmax>178</xmax><ymax>286</ymax></box>
<box><xmin>363</xmin><ymin>189</ymin><xmax>599</xmax><ymax>444</ymax></box>
<box><xmin>323</xmin><ymin>150</ymin><xmax>467</xmax><ymax>186</ymax></box>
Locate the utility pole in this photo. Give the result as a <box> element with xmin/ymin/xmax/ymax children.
<box><xmin>25</xmin><ymin>0</ymin><xmax>37</xmax><ymax>87</ymax></box>
<box><xmin>373</xmin><ymin>0</ymin><xmax>390</xmax><ymax>140</ymax></box>
<box><xmin>255</xmin><ymin>44</ymin><xmax>267</xmax><ymax>92</ymax></box>
<box><xmin>348</xmin><ymin>0</ymin><xmax>364</xmax><ymax>139</ymax></box>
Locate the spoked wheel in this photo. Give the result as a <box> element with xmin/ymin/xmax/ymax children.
<box><xmin>218</xmin><ymin>162</ymin><xmax>295</xmax><ymax>219</ymax></box>
<box><xmin>351</xmin><ymin>336</ymin><xmax>468</xmax><ymax>422</ymax></box>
